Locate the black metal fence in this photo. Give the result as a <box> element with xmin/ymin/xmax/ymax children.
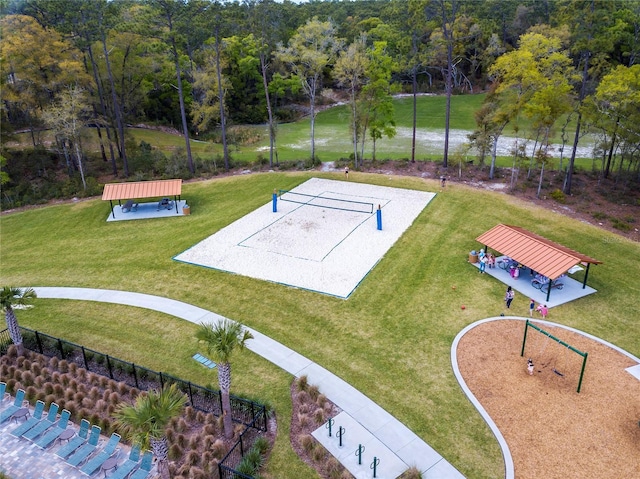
<box><xmin>219</xmin><ymin>419</ymin><xmax>262</xmax><ymax>479</ymax></box>
<box><xmin>4</xmin><ymin>327</ymin><xmax>268</xmax><ymax>432</ymax></box>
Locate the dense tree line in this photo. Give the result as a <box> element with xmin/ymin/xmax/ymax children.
<box><xmin>1</xmin><ymin>0</ymin><xmax>639</xmax><ymax>207</ymax></box>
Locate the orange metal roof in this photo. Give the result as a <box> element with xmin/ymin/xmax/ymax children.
<box><xmin>101</xmin><ymin>179</ymin><xmax>182</xmax><ymax>201</ymax></box>
<box><xmin>476</xmin><ymin>224</ymin><xmax>602</xmax><ymax>280</ymax></box>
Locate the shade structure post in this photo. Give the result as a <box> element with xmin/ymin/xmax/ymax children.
<box><xmin>376</xmin><ymin>205</ymin><xmax>382</xmax><ymax>230</ymax></box>
<box><xmin>273</xmin><ymin>189</ymin><xmax>277</xmax><ymax>212</ymax></box>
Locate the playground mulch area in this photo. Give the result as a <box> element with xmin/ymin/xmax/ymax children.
<box><xmin>457</xmin><ymin>319</ymin><xmax>640</xmax><ymax>479</ymax></box>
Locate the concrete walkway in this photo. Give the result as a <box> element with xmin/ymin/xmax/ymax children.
<box><xmin>30</xmin><ymin>287</ymin><xmax>465</xmax><ymax>479</ymax></box>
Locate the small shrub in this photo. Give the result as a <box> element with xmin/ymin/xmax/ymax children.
<box><xmin>82</xmin><ymin>397</ymin><xmax>94</xmax><ymax>409</ymax></box>
<box><xmin>313</xmin><ymin>407</ymin><xmax>325</xmax><ymax>424</ymax></box>
<box><xmin>95</xmin><ymin>399</ymin><xmax>107</xmax><ymax>412</ymax></box>
<box><xmin>53</xmin><ymin>384</ymin><xmax>64</xmax><ymax>396</ymax></box>
<box><xmin>312</xmin><ymin>444</ymin><xmax>325</xmax><ymax>462</ymax></box>
<box><xmin>35</xmin><ymin>391</ymin><xmax>46</xmax><ymax>402</ymax></box>
<box><xmin>89</xmin><ymin>387</ymin><xmax>100</xmax><ymax>400</ymax></box>
<box><xmin>307</xmin><ymin>384</ymin><xmax>320</xmax><ymax>401</ymax></box>
<box><xmin>253</xmin><ymin>436</ymin><xmax>270</xmax><ymax>455</ymax></box>
<box><xmin>297</xmin><ymin>390</ymin><xmax>310</xmax><ymax>405</ymax></box>
<box><xmin>211</xmin><ymin>439</ymin><xmax>226</xmax><ymax>458</ymax></box>
<box><xmin>326</xmin><ymin>457</ymin><xmax>341</xmax><ymax>478</ymax></box>
<box><xmin>185</xmin><ymin>450</ymin><xmax>200</xmax><ymax>466</ymax></box>
<box><xmin>185</xmin><ymin>405</ymin><xmax>196</xmax><ymax>421</ymax></box>
<box><xmin>168</xmin><ymin>443</ymin><xmax>183</xmax><ymax>460</ymax></box>
<box><xmin>243</xmin><ymin>448</ymin><xmax>263</xmax><ymax>470</ymax></box>
<box><xmin>58</xmin><ymin>360</ymin><xmax>69</xmax><ymax>373</ymax></box>
<box><xmin>30</xmin><ymin>362</ymin><xmax>42</xmax><ymax>377</ymax></box>
<box><xmin>176</xmin><ymin>433</ymin><xmax>187</xmax><ymax>449</ymax></box>
<box><xmin>592</xmin><ymin>211</ymin><xmax>608</xmax><ymax>220</ymax></box>
<box><xmin>299</xmin><ymin>434</ymin><xmax>315</xmax><ymax>453</ymax></box>
<box><xmin>203</xmin><ymin>434</ymin><xmax>214</xmax><ymax>450</ymax></box>
<box><xmin>188</xmin><ymin>435</ymin><xmax>200</xmax><ymax>450</ymax></box>
<box><xmin>177</xmin><ymin>417</ymin><xmax>188</xmax><ymax>433</ymax></box>
<box><xmin>611</xmin><ymin>217</ymin><xmax>632</xmax><ymax>231</ymax></box>
<box><xmin>316</xmin><ymin>393</ymin><xmax>328</xmax><ymax>408</ymax></box>
<box><xmin>549</xmin><ymin>189</ymin><xmax>566</xmax><ymax>203</ymax></box>
<box><xmin>25</xmin><ymin>385</ymin><xmax>38</xmax><ymax>401</ymax></box>
<box><xmin>68</xmin><ymin>362</ymin><xmax>77</xmax><ymax>374</ymax></box>
<box><xmin>165</xmin><ymin>428</ymin><xmax>176</xmax><ymax>443</ymax></box>
<box><xmin>296</xmin><ymin>375</ymin><xmax>309</xmax><ymax>391</ymax></box>
<box><xmin>117</xmin><ymin>382</ymin><xmax>129</xmax><ymax>396</ymax></box>
<box><xmin>399</xmin><ymin>466</ymin><xmax>423</xmax><ymax>479</ymax></box>
<box><xmin>43</xmin><ymin>382</ymin><xmax>54</xmax><ymax>395</ymax></box>
<box><xmin>21</xmin><ymin>370</ymin><xmax>34</xmax><ymax>386</ymax></box>
<box><xmin>65</xmin><ymin>389</ymin><xmax>75</xmax><ymax>401</ymax></box>
<box><xmin>204</xmin><ymin>423</ymin><xmax>217</xmax><ymax>436</ymax></box>
<box><xmin>196</xmin><ymin>411</ymin><xmax>205</xmax><ymax>423</ymax></box>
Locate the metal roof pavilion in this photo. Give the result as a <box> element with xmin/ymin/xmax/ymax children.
<box><xmin>476</xmin><ymin>224</ymin><xmax>602</xmax><ymax>301</ymax></box>
<box><xmin>102</xmin><ymin>179</ymin><xmax>182</xmax><ymax>218</ymax></box>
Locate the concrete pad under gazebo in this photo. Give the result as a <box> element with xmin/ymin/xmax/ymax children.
<box><xmin>473</xmin><ymin>224</ymin><xmax>602</xmax><ymax>308</ymax></box>
<box><xmin>102</xmin><ymin>179</ymin><xmax>189</xmax><ymax>221</ymax></box>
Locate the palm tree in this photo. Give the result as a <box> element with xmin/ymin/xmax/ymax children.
<box><xmin>196</xmin><ymin>319</ymin><xmax>253</xmax><ymax>439</ymax></box>
<box><xmin>0</xmin><ymin>286</ymin><xmax>37</xmax><ymax>356</ymax></box>
<box><xmin>113</xmin><ymin>384</ymin><xmax>186</xmax><ymax>479</ymax></box>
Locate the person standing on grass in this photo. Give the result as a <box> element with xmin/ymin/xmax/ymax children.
<box><xmin>505</xmin><ymin>286</ymin><xmax>515</xmax><ymax>309</ymax></box>
<box><xmin>529</xmin><ymin>299</ymin><xmax>536</xmax><ymax>317</ymax></box>
<box><xmin>440</xmin><ymin>175</ymin><xmax>446</xmax><ymax>187</ymax></box>
<box><xmin>344</xmin><ymin>166</ymin><xmax>349</xmax><ymax>179</ymax></box>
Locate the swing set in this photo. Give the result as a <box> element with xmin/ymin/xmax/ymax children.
<box><xmin>520</xmin><ymin>319</ymin><xmax>588</xmax><ymax>393</ymax></box>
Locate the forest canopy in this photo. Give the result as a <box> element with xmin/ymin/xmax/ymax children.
<box><xmin>1</xmin><ymin>0</ymin><xmax>639</xmax><ymax>208</ymax></box>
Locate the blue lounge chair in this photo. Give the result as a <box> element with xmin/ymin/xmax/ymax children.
<box><xmin>55</xmin><ymin>419</ymin><xmax>91</xmax><ymax>458</ymax></box>
<box><xmin>23</xmin><ymin>402</ymin><xmax>58</xmax><ymax>441</ymax></box>
<box><xmin>66</xmin><ymin>425</ymin><xmax>101</xmax><ymax>467</ymax></box>
<box><xmin>105</xmin><ymin>445</ymin><xmax>141</xmax><ymax>479</ymax></box>
<box><xmin>0</xmin><ymin>389</ymin><xmax>26</xmax><ymax>423</ymax></box>
<box><xmin>35</xmin><ymin>409</ymin><xmax>71</xmax><ymax>448</ymax></box>
<box><xmin>129</xmin><ymin>451</ymin><xmax>154</xmax><ymax>479</ymax></box>
<box><xmin>0</xmin><ymin>382</ymin><xmax>10</xmax><ymax>403</ymax></box>
<box><xmin>10</xmin><ymin>399</ymin><xmax>45</xmax><ymax>437</ymax></box>
<box><xmin>79</xmin><ymin>432</ymin><xmax>121</xmax><ymax>475</ymax></box>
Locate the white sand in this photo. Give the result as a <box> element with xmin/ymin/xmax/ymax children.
<box><xmin>174</xmin><ymin>178</ymin><xmax>435</xmax><ymax>298</ymax></box>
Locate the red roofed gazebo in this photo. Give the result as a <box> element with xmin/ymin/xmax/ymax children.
<box><xmin>476</xmin><ymin>224</ymin><xmax>602</xmax><ymax>302</ymax></box>
<box><xmin>102</xmin><ymin>179</ymin><xmax>183</xmax><ymax>219</ymax></box>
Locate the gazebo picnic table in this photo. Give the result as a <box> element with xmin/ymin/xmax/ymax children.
<box><xmin>475</xmin><ymin>224</ymin><xmax>602</xmax><ymax>302</ymax></box>
<box><xmin>102</xmin><ymin>179</ymin><xmax>183</xmax><ymax>219</ymax></box>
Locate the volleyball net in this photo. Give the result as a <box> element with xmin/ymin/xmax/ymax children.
<box><xmin>278</xmin><ymin>189</ymin><xmax>375</xmax><ymax>214</ymax></box>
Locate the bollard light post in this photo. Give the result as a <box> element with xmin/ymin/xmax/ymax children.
<box><xmin>371</xmin><ymin>456</ymin><xmax>380</xmax><ymax>478</ymax></box>
<box><xmin>355</xmin><ymin>444</ymin><xmax>365</xmax><ymax>465</ymax></box>
<box><xmin>376</xmin><ymin>204</ymin><xmax>382</xmax><ymax>230</ymax></box>
<box><xmin>337</xmin><ymin>426</ymin><xmax>345</xmax><ymax>447</ymax></box>
<box><xmin>272</xmin><ymin>189</ymin><xmax>278</xmax><ymax>212</ymax></box>
<box><xmin>325</xmin><ymin>417</ymin><xmax>335</xmax><ymax>437</ymax></box>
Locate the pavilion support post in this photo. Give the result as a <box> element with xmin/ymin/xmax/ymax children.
<box><xmin>110</xmin><ymin>200</ymin><xmax>115</xmax><ymax>219</ymax></box>
<box><xmin>174</xmin><ymin>195</ymin><xmax>179</xmax><ymax>214</ymax></box>
<box><xmin>582</xmin><ymin>263</ymin><xmax>591</xmax><ymax>289</ymax></box>
<box><xmin>546</xmin><ymin>282</ymin><xmax>551</xmax><ymax>303</ymax></box>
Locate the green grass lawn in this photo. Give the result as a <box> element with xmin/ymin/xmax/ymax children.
<box><xmin>1</xmin><ymin>172</ymin><xmax>638</xmax><ymax>479</ymax></box>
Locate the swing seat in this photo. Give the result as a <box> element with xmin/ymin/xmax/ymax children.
<box><xmin>552</xmin><ymin>368</ymin><xmax>564</xmax><ymax>377</ymax></box>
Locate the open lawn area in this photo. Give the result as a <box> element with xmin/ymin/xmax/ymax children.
<box><xmin>1</xmin><ymin>172</ymin><xmax>638</xmax><ymax>479</ymax></box>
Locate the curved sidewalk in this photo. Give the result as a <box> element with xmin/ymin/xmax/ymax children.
<box><xmin>32</xmin><ymin>287</ymin><xmax>465</xmax><ymax>479</ymax></box>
